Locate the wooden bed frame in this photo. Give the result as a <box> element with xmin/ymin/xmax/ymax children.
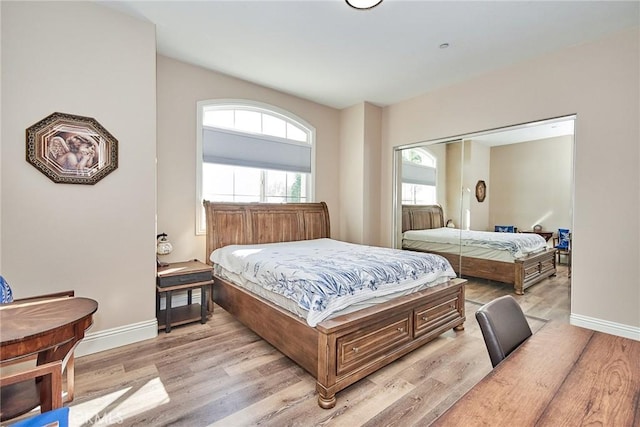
<box><xmin>204</xmin><ymin>201</ymin><xmax>466</xmax><ymax>409</ymax></box>
<box><xmin>402</xmin><ymin>204</ymin><xmax>556</xmax><ymax>295</ymax></box>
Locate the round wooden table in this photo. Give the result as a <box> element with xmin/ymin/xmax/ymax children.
<box><xmin>0</xmin><ymin>297</ymin><xmax>98</xmax><ymax>419</ymax></box>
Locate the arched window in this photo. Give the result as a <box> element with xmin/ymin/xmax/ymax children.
<box><xmin>401</xmin><ymin>147</ymin><xmax>437</xmax><ymax>205</ymax></box>
<box><xmin>196</xmin><ymin>100</ymin><xmax>315</xmax><ymax>234</ymax></box>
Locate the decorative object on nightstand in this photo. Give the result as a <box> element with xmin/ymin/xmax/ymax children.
<box><xmin>156</xmin><ymin>233</ymin><xmax>173</xmax><ymax>267</ymax></box>
<box><xmin>156</xmin><ymin>260</ymin><xmax>214</xmax><ymax>333</ymax></box>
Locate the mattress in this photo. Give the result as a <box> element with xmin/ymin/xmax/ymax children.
<box><xmin>402</xmin><ymin>239</ymin><xmax>515</xmax><ymax>262</ymax></box>
<box><xmin>403</xmin><ymin>227</ymin><xmax>547</xmax><ymax>262</ymax></box>
<box><xmin>211</xmin><ymin>238</ymin><xmax>457</xmax><ymax>326</ymax></box>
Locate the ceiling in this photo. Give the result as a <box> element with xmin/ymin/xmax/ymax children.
<box><xmin>101</xmin><ymin>0</ymin><xmax>637</xmax><ymax>142</ymax></box>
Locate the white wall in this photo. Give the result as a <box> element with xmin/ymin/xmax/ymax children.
<box><xmin>381</xmin><ymin>28</ymin><xmax>640</xmax><ymax>333</ymax></box>
<box><xmin>156</xmin><ymin>56</ymin><xmax>342</xmax><ymax>263</ymax></box>
<box><xmin>1</xmin><ymin>2</ymin><xmax>157</xmax><ymax>350</ymax></box>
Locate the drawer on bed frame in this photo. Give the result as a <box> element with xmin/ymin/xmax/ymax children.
<box><xmin>336</xmin><ymin>313</ymin><xmax>412</xmax><ymax>376</ymax></box>
<box><xmin>414</xmin><ymin>286</ymin><xmax>464</xmax><ymax>339</ymax></box>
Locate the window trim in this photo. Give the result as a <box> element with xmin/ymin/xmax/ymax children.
<box><xmin>195</xmin><ymin>99</ymin><xmax>316</xmax><ymax>235</ymax></box>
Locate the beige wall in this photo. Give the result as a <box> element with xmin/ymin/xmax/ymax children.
<box><xmin>339</xmin><ymin>102</ymin><xmax>383</xmax><ymax>245</ymax></box>
<box><xmin>156</xmin><ymin>56</ymin><xmax>342</xmax><ymax>263</ymax></box>
<box><xmin>445</xmin><ymin>142</ymin><xmax>463</xmax><ymax>227</ymax></box>
<box><xmin>339</xmin><ymin>104</ymin><xmax>365</xmax><ymax>243</ymax></box>
<box><xmin>0</xmin><ymin>2</ymin><xmax>3</xmax><ymax>274</ymax></box>
<box><xmin>463</xmin><ymin>141</ymin><xmax>493</xmax><ymax>231</ymax></box>
<box><xmin>1</xmin><ymin>2</ymin><xmax>157</xmax><ymax>339</ymax></box>
<box><xmin>381</xmin><ymin>28</ymin><xmax>640</xmax><ymax>329</ymax></box>
<box><xmin>489</xmin><ymin>136</ymin><xmax>573</xmax><ymax>234</ymax></box>
<box><xmin>2</xmin><ymin>2</ymin><xmax>637</xmax><ymax>353</ymax></box>
<box><xmin>464</xmin><ymin>140</ymin><xmax>491</xmax><ymax>230</ymax></box>
<box><xmin>362</xmin><ymin>103</ymin><xmax>382</xmax><ymax>246</ymax></box>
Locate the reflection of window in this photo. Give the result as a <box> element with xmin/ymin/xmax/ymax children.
<box><xmin>402</xmin><ymin>148</ymin><xmax>436</xmax><ymax>167</ymax></box>
<box><xmin>402</xmin><ymin>148</ymin><xmax>436</xmax><ymax>205</ymax></box>
<box><xmin>402</xmin><ymin>182</ymin><xmax>436</xmax><ymax>205</ymax></box>
<box><xmin>196</xmin><ymin>100</ymin><xmax>315</xmax><ymax>234</ymax></box>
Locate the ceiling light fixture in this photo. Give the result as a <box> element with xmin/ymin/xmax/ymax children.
<box><xmin>346</xmin><ymin>0</ymin><xmax>383</xmax><ymax>10</ymax></box>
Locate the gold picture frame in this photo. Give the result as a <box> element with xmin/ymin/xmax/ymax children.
<box><xmin>475</xmin><ymin>180</ymin><xmax>486</xmax><ymax>202</ymax></box>
<box><xmin>26</xmin><ymin>112</ymin><xmax>118</xmax><ymax>185</ymax></box>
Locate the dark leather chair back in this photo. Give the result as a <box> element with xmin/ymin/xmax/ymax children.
<box><xmin>475</xmin><ymin>295</ymin><xmax>532</xmax><ymax>367</ymax></box>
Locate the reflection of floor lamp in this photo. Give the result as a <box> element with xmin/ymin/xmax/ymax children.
<box><xmin>156</xmin><ymin>233</ymin><xmax>173</xmax><ymax>267</ymax></box>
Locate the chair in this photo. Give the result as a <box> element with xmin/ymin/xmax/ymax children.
<box><xmin>0</xmin><ymin>361</ymin><xmax>64</xmax><ymax>422</ymax></box>
<box><xmin>475</xmin><ymin>295</ymin><xmax>532</xmax><ymax>368</ymax></box>
<box><xmin>554</xmin><ymin>228</ymin><xmax>571</xmax><ymax>266</ymax></box>
<box><xmin>494</xmin><ymin>225</ymin><xmax>515</xmax><ymax>233</ymax></box>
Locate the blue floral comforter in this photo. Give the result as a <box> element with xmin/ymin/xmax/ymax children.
<box><xmin>211</xmin><ymin>238</ymin><xmax>456</xmax><ymax>326</ymax></box>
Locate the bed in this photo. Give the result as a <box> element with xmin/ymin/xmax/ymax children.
<box><xmin>204</xmin><ymin>201</ymin><xmax>466</xmax><ymax>409</ymax></box>
<box><xmin>402</xmin><ymin>204</ymin><xmax>556</xmax><ymax>295</ymax></box>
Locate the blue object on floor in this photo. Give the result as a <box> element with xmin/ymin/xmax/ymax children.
<box><xmin>10</xmin><ymin>407</ymin><xmax>69</xmax><ymax>427</ymax></box>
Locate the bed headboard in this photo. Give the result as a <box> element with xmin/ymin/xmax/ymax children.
<box><xmin>402</xmin><ymin>204</ymin><xmax>445</xmax><ymax>232</ymax></box>
<box><xmin>204</xmin><ymin>201</ymin><xmax>331</xmax><ymax>263</ymax></box>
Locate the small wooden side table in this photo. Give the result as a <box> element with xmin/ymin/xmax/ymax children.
<box><xmin>156</xmin><ymin>259</ymin><xmax>213</xmax><ymax>333</ymax></box>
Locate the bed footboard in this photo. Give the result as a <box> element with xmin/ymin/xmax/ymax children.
<box><xmin>514</xmin><ymin>249</ymin><xmax>557</xmax><ymax>294</ymax></box>
<box><xmin>214</xmin><ymin>276</ymin><xmax>466</xmax><ymax>409</ymax></box>
<box><xmin>314</xmin><ymin>278</ymin><xmax>466</xmax><ymax>408</ymax></box>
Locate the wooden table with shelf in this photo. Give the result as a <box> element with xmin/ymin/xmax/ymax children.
<box><xmin>156</xmin><ymin>260</ymin><xmax>214</xmax><ymax>333</ymax></box>
<box><xmin>0</xmin><ymin>297</ymin><xmax>98</xmax><ymax>419</ymax></box>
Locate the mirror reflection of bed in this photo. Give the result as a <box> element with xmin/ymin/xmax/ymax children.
<box><xmin>395</xmin><ymin>117</ymin><xmax>574</xmax><ymax>295</ymax></box>
<box><xmin>402</xmin><ymin>204</ymin><xmax>556</xmax><ymax>295</ymax></box>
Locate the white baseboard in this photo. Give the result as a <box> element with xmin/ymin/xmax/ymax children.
<box><xmin>75</xmin><ymin>318</ymin><xmax>158</xmax><ymax>357</ymax></box>
<box><xmin>570</xmin><ymin>314</ymin><xmax>640</xmax><ymax>341</ymax></box>
<box><xmin>75</xmin><ymin>292</ymin><xmax>203</xmax><ymax>357</ymax></box>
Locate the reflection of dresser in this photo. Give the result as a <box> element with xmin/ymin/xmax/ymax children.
<box><xmin>522</xmin><ymin>230</ymin><xmax>553</xmax><ymax>242</ymax></box>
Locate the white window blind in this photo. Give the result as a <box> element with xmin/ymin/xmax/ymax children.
<box><xmin>202</xmin><ymin>126</ymin><xmax>312</xmax><ymax>173</ymax></box>
<box><xmin>402</xmin><ymin>161</ymin><xmax>436</xmax><ymax>186</ymax></box>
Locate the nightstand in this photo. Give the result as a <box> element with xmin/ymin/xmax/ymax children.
<box><xmin>156</xmin><ymin>259</ymin><xmax>214</xmax><ymax>333</ymax></box>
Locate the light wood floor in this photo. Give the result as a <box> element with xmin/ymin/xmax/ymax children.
<box><xmin>63</xmin><ymin>265</ymin><xmax>570</xmax><ymax>426</ymax></box>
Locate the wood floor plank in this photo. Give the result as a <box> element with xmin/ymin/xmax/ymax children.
<box><xmin>57</xmin><ymin>269</ymin><xmax>571</xmax><ymax>426</ymax></box>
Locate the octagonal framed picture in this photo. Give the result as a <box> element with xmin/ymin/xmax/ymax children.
<box><xmin>26</xmin><ymin>112</ymin><xmax>118</xmax><ymax>185</ymax></box>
